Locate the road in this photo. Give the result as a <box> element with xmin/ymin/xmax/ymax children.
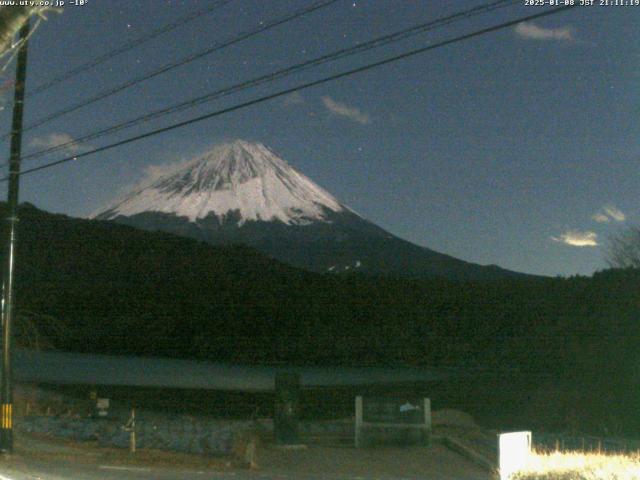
<box><xmin>3</xmin><ymin>432</ymin><xmax>491</xmax><ymax>480</ymax></box>
<box><xmin>0</xmin><ymin>451</ymin><xmax>491</xmax><ymax>480</ymax></box>
<box><xmin>0</xmin><ymin>459</ymin><xmax>300</xmax><ymax>480</ymax></box>
<box><xmin>0</xmin><ymin>461</ymin><xmax>490</xmax><ymax>480</ymax></box>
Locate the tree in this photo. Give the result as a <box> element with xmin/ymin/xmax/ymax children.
<box><xmin>605</xmin><ymin>226</ymin><xmax>640</xmax><ymax>269</ymax></box>
<box><xmin>14</xmin><ymin>310</ymin><xmax>68</xmax><ymax>350</ymax></box>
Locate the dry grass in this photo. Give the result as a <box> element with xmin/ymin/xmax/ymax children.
<box><xmin>512</xmin><ymin>450</ymin><xmax>640</xmax><ymax>480</ymax></box>
<box><xmin>14</xmin><ymin>432</ymin><xmax>229</xmax><ymax>470</ymax></box>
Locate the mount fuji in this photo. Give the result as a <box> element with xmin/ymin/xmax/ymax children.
<box><xmin>92</xmin><ymin>140</ymin><xmax>523</xmax><ymax>280</ymax></box>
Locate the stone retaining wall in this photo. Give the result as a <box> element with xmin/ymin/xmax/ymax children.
<box><xmin>17</xmin><ymin>413</ymin><xmax>259</xmax><ymax>455</ymax></box>
<box><xmin>17</xmin><ymin>412</ymin><xmax>354</xmax><ymax>455</ymax></box>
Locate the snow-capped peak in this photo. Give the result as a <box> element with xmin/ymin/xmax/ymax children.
<box><xmin>92</xmin><ymin>140</ymin><xmax>345</xmax><ymax>225</ymax></box>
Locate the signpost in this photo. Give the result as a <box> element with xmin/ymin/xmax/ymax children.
<box><xmin>96</xmin><ymin>398</ymin><xmax>110</xmax><ymax>417</ymax></box>
<box><xmin>355</xmin><ymin>396</ymin><xmax>431</xmax><ymax>447</ymax></box>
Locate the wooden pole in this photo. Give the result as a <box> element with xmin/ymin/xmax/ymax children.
<box><xmin>0</xmin><ymin>18</ymin><xmax>29</xmax><ymax>454</ymax></box>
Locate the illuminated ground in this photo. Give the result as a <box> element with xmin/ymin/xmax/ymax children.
<box><xmin>0</xmin><ymin>432</ymin><xmax>492</xmax><ymax>480</ymax></box>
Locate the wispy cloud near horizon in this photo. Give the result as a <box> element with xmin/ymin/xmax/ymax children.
<box><xmin>515</xmin><ymin>22</ymin><xmax>575</xmax><ymax>42</ymax></box>
<box><xmin>551</xmin><ymin>230</ymin><xmax>598</xmax><ymax>247</ymax></box>
<box><xmin>29</xmin><ymin>132</ymin><xmax>88</xmax><ymax>156</ymax></box>
<box><xmin>321</xmin><ymin>96</ymin><xmax>371</xmax><ymax>125</ymax></box>
<box><xmin>593</xmin><ymin>205</ymin><xmax>626</xmax><ymax>223</ymax></box>
<box><xmin>283</xmin><ymin>92</ymin><xmax>305</xmax><ymax>106</ymax></box>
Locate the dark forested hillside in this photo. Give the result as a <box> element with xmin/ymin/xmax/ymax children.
<box><xmin>4</xmin><ymin>203</ymin><xmax>640</xmax><ymax>434</ymax></box>
<box><xmin>7</xmin><ymin>203</ymin><xmax>564</xmax><ymax>367</ymax></box>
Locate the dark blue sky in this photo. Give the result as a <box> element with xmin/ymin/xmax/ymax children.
<box><xmin>0</xmin><ymin>1</ymin><xmax>637</xmax><ymax>277</ymax></box>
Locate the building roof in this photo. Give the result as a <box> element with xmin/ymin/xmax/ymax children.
<box><xmin>13</xmin><ymin>349</ymin><xmax>446</xmax><ymax>391</ymax></box>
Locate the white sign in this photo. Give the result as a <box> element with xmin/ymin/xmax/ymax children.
<box><xmin>399</xmin><ymin>402</ymin><xmax>420</xmax><ymax>412</ymax></box>
<box><xmin>498</xmin><ymin>431</ymin><xmax>531</xmax><ymax>480</ymax></box>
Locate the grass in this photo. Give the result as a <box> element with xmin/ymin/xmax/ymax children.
<box><xmin>512</xmin><ymin>450</ymin><xmax>640</xmax><ymax>480</ymax></box>
<box><xmin>14</xmin><ymin>431</ymin><xmax>230</xmax><ymax>470</ymax></box>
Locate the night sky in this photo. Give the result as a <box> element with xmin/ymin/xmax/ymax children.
<box><xmin>0</xmin><ymin>0</ymin><xmax>637</xmax><ymax>277</ymax></box>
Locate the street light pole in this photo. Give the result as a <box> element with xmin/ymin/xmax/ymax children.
<box><xmin>0</xmin><ymin>18</ymin><xmax>30</xmax><ymax>454</ymax></box>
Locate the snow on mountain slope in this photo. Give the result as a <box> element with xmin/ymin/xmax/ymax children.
<box><xmin>92</xmin><ymin>140</ymin><xmax>345</xmax><ymax>225</ymax></box>
<box><xmin>91</xmin><ymin>139</ymin><xmax>529</xmax><ymax>280</ymax></box>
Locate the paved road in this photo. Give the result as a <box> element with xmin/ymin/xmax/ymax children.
<box><xmin>0</xmin><ymin>460</ymin><xmax>253</xmax><ymax>480</ymax></box>
<box><xmin>4</xmin><ymin>433</ymin><xmax>491</xmax><ymax>480</ymax></box>
<box><xmin>0</xmin><ymin>457</ymin><xmax>490</xmax><ymax>480</ymax></box>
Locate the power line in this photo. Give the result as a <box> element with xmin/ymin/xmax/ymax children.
<box><xmin>1</xmin><ymin>5</ymin><xmax>576</xmax><ymax>183</ymax></box>
<box><xmin>26</xmin><ymin>0</ymin><xmax>233</xmax><ymax>98</ymax></box>
<box><xmin>3</xmin><ymin>0</ymin><xmax>341</xmax><ymax>140</ymax></box>
<box><xmin>17</xmin><ymin>0</ymin><xmax>518</xmax><ymax>164</ymax></box>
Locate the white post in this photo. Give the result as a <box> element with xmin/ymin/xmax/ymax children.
<box><xmin>423</xmin><ymin>398</ymin><xmax>431</xmax><ymax>431</ymax></box>
<box><xmin>129</xmin><ymin>408</ymin><xmax>136</xmax><ymax>454</ymax></box>
<box><xmin>355</xmin><ymin>396</ymin><xmax>363</xmax><ymax>448</ymax></box>
<box><xmin>423</xmin><ymin>398</ymin><xmax>431</xmax><ymax>445</ymax></box>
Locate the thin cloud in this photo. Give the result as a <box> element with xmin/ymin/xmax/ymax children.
<box><xmin>592</xmin><ymin>213</ymin><xmax>610</xmax><ymax>224</ymax></box>
<box><xmin>592</xmin><ymin>205</ymin><xmax>626</xmax><ymax>223</ymax></box>
<box><xmin>551</xmin><ymin>230</ymin><xmax>598</xmax><ymax>247</ymax></box>
<box><xmin>515</xmin><ymin>22</ymin><xmax>574</xmax><ymax>42</ymax></box>
<box><xmin>141</xmin><ymin>158</ymin><xmax>191</xmax><ymax>186</ymax></box>
<box><xmin>88</xmin><ymin>157</ymin><xmax>192</xmax><ymax>219</ymax></box>
<box><xmin>321</xmin><ymin>96</ymin><xmax>371</xmax><ymax>125</ymax></box>
<box><xmin>603</xmin><ymin>205</ymin><xmax>626</xmax><ymax>222</ymax></box>
<box><xmin>283</xmin><ymin>92</ymin><xmax>305</xmax><ymax>106</ymax></box>
<box><xmin>29</xmin><ymin>132</ymin><xmax>88</xmax><ymax>155</ymax></box>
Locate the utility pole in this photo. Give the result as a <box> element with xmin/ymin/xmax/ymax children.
<box><xmin>0</xmin><ymin>18</ymin><xmax>30</xmax><ymax>454</ymax></box>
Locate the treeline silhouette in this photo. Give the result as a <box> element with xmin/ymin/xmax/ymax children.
<box><xmin>4</xmin><ymin>203</ymin><xmax>639</xmax><ymax>435</ymax></box>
